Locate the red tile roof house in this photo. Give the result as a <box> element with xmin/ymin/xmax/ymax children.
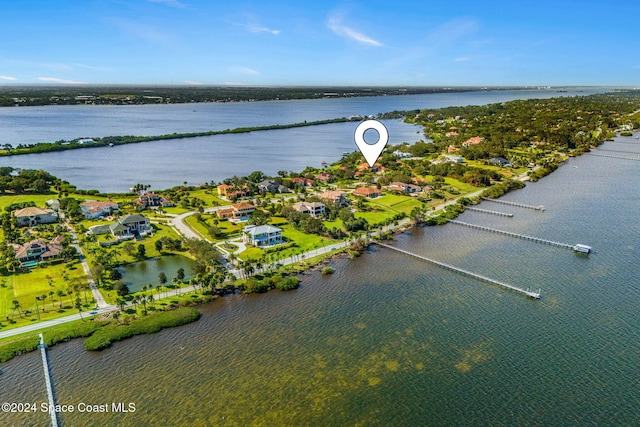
<box><xmin>217</xmin><ymin>184</ymin><xmax>250</xmax><ymax>200</ymax></box>
<box><xmin>315</xmin><ymin>172</ymin><xmax>333</xmax><ymax>182</ymax></box>
<box><xmin>291</xmin><ymin>177</ymin><xmax>314</xmax><ymax>187</ymax></box>
<box><xmin>462</xmin><ymin>136</ymin><xmax>484</xmax><ymax>147</ymax></box>
<box><xmin>216</xmin><ymin>202</ymin><xmax>256</xmax><ymax>223</ymax></box>
<box><xmin>352</xmin><ymin>187</ymin><xmax>382</xmax><ymax>198</ymax></box>
<box><xmin>80</xmin><ymin>201</ymin><xmax>119</xmax><ymax>219</ymax></box>
<box><xmin>133</xmin><ymin>192</ymin><xmax>173</xmax><ymax>210</ymax></box>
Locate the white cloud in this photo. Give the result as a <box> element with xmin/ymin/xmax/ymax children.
<box><xmin>0</xmin><ymin>75</ymin><xmax>17</xmax><ymax>81</ymax></box>
<box><xmin>230</xmin><ymin>66</ymin><xmax>259</xmax><ymax>75</ymax></box>
<box><xmin>74</xmin><ymin>63</ymin><xmax>113</xmax><ymax>72</ymax></box>
<box><xmin>230</xmin><ymin>20</ymin><xmax>281</xmax><ymax>35</ymax></box>
<box><xmin>38</xmin><ymin>77</ymin><xmax>87</xmax><ymax>84</ymax></box>
<box><xmin>326</xmin><ymin>13</ymin><xmax>382</xmax><ymax>47</ymax></box>
<box><xmin>454</xmin><ymin>56</ymin><xmax>472</xmax><ymax>62</ymax></box>
<box><xmin>147</xmin><ymin>0</ymin><xmax>186</xmax><ymax>8</ymax></box>
<box><xmin>184</xmin><ymin>80</ymin><xmax>204</xmax><ymax>85</ymax></box>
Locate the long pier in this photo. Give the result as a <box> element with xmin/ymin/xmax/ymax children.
<box><xmin>465</xmin><ymin>206</ymin><xmax>513</xmax><ymax>217</ymax></box>
<box><xmin>481</xmin><ymin>197</ymin><xmax>544</xmax><ymax>211</ymax></box>
<box><xmin>375</xmin><ymin>242</ymin><xmax>540</xmax><ymax>299</ymax></box>
<box><xmin>38</xmin><ymin>333</ymin><xmax>59</xmax><ymax>427</ymax></box>
<box><xmin>448</xmin><ymin>220</ymin><xmax>575</xmax><ymax>250</ymax></box>
<box><xmin>587</xmin><ymin>153</ymin><xmax>640</xmax><ymax>162</ymax></box>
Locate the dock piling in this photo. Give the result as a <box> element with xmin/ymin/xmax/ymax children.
<box><xmin>39</xmin><ymin>333</ymin><xmax>59</xmax><ymax>427</ymax></box>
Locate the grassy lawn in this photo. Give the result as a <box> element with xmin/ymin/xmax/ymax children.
<box><xmin>187</xmin><ymin>189</ymin><xmax>229</xmax><ymax>207</ymax></box>
<box><xmin>184</xmin><ymin>215</ymin><xmax>245</xmax><ymax>242</ymax></box>
<box><xmin>0</xmin><ymin>261</ymin><xmax>89</xmax><ymax>330</ymax></box>
<box><xmin>365</xmin><ymin>193</ymin><xmax>422</xmax><ymax>214</ymax></box>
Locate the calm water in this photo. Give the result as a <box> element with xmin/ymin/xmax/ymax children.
<box><xmin>0</xmin><ymin>88</ymin><xmax>604</xmax><ymax>192</ymax></box>
<box><xmin>1</xmin><ymin>134</ymin><xmax>638</xmax><ymax>426</ymax></box>
<box><xmin>118</xmin><ymin>255</ymin><xmax>196</xmax><ymax>294</ymax></box>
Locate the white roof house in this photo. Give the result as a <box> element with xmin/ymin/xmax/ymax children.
<box><xmin>243</xmin><ymin>224</ymin><xmax>283</xmax><ymax>247</ymax></box>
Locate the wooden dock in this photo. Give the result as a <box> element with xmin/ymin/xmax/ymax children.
<box><xmin>481</xmin><ymin>197</ymin><xmax>545</xmax><ymax>211</ymax></box>
<box><xmin>38</xmin><ymin>333</ymin><xmax>59</xmax><ymax>427</ymax></box>
<box><xmin>465</xmin><ymin>206</ymin><xmax>513</xmax><ymax>217</ymax></box>
<box><xmin>375</xmin><ymin>242</ymin><xmax>540</xmax><ymax>299</ymax></box>
<box><xmin>448</xmin><ymin>220</ymin><xmax>575</xmax><ymax>250</ymax></box>
<box><xmin>587</xmin><ymin>152</ymin><xmax>640</xmax><ymax>162</ymax></box>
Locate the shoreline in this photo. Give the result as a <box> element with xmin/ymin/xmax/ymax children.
<box><xmin>0</xmin><ymin>117</ymin><xmax>360</xmax><ymax>157</ymax></box>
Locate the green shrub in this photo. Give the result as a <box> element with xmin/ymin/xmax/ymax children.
<box><xmin>84</xmin><ymin>308</ymin><xmax>200</xmax><ymax>351</ymax></box>
<box><xmin>321</xmin><ymin>266</ymin><xmax>335</xmax><ymax>275</ymax></box>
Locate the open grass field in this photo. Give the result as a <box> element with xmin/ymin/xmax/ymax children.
<box><xmin>0</xmin><ymin>261</ymin><xmax>88</xmax><ymax>329</ymax></box>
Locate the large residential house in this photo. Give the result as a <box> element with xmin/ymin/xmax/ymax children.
<box><xmin>292</xmin><ymin>201</ymin><xmax>325</xmax><ymax>218</ymax></box>
<box><xmin>291</xmin><ymin>177</ymin><xmax>314</xmax><ymax>187</ymax></box>
<box><xmin>258</xmin><ymin>180</ymin><xmax>290</xmax><ymax>194</ymax></box>
<box><xmin>216</xmin><ymin>203</ymin><xmax>256</xmax><ymax>222</ymax></box>
<box><xmin>243</xmin><ymin>224</ymin><xmax>283</xmax><ymax>247</ymax></box>
<box><xmin>80</xmin><ymin>201</ymin><xmax>119</xmax><ymax>219</ymax></box>
<box><xmin>352</xmin><ymin>187</ymin><xmax>382</xmax><ymax>198</ymax></box>
<box><xmin>315</xmin><ymin>172</ymin><xmax>333</xmax><ymax>182</ymax></box>
<box><xmin>462</xmin><ymin>136</ymin><xmax>484</xmax><ymax>147</ymax></box>
<box><xmin>318</xmin><ymin>190</ymin><xmax>347</xmax><ymax>206</ymax></box>
<box><xmin>133</xmin><ymin>192</ymin><xmax>173</xmax><ymax>210</ymax></box>
<box><xmin>13</xmin><ymin>207</ymin><xmax>58</xmax><ymax>227</ymax></box>
<box><xmin>13</xmin><ymin>236</ymin><xmax>64</xmax><ymax>265</ymax></box>
<box><xmin>387</xmin><ymin>182</ymin><xmax>422</xmax><ymax>194</ymax></box>
<box><xmin>217</xmin><ymin>184</ymin><xmax>251</xmax><ymax>199</ymax></box>
<box><xmin>88</xmin><ymin>214</ymin><xmax>152</xmax><ymax>244</ymax></box>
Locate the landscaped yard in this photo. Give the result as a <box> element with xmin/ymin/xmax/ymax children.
<box><xmin>0</xmin><ymin>261</ymin><xmax>88</xmax><ymax>328</ymax></box>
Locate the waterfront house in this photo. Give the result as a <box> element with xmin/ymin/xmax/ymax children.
<box><xmin>291</xmin><ymin>177</ymin><xmax>314</xmax><ymax>187</ymax></box>
<box><xmin>258</xmin><ymin>180</ymin><xmax>290</xmax><ymax>194</ymax></box>
<box><xmin>133</xmin><ymin>192</ymin><xmax>173</xmax><ymax>210</ymax></box>
<box><xmin>352</xmin><ymin>187</ymin><xmax>382</xmax><ymax>198</ymax></box>
<box><xmin>315</xmin><ymin>172</ymin><xmax>333</xmax><ymax>182</ymax></box>
<box><xmin>392</xmin><ymin>150</ymin><xmax>413</xmax><ymax>158</ymax></box>
<box><xmin>216</xmin><ymin>202</ymin><xmax>256</xmax><ymax>222</ymax></box>
<box><xmin>13</xmin><ymin>236</ymin><xmax>64</xmax><ymax>265</ymax></box>
<box><xmin>80</xmin><ymin>201</ymin><xmax>119</xmax><ymax>219</ymax></box>
<box><xmin>217</xmin><ymin>184</ymin><xmax>251</xmax><ymax>199</ymax></box>
<box><xmin>243</xmin><ymin>224</ymin><xmax>283</xmax><ymax>247</ymax></box>
<box><xmin>318</xmin><ymin>190</ymin><xmax>347</xmax><ymax>206</ymax></box>
<box><xmin>387</xmin><ymin>182</ymin><xmax>422</xmax><ymax>194</ymax></box>
<box><xmin>292</xmin><ymin>201</ymin><xmax>326</xmax><ymax>218</ymax></box>
<box><xmin>88</xmin><ymin>214</ymin><xmax>152</xmax><ymax>244</ymax></box>
<box><xmin>12</xmin><ymin>207</ymin><xmax>58</xmax><ymax>227</ymax></box>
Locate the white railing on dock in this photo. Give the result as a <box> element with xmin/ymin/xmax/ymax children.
<box><xmin>39</xmin><ymin>333</ymin><xmax>59</xmax><ymax>427</ymax></box>
<box><xmin>481</xmin><ymin>197</ymin><xmax>545</xmax><ymax>211</ymax></box>
<box><xmin>465</xmin><ymin>206</ymin><xmax>513</xmax><ymax>217</ymax></box>
<box><xmin>448</xmin><ymin>220</ymin><xmax>575</xmax><ymax>250</ymax></box>
<box><xmin>375</xmin><ymin>242</ymin><xmax>540</xmax><ymax>299</ymax></box>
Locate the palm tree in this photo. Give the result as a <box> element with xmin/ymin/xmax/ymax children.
<box><xmin>56</xmin><ymin>290</ymin><xmax>65</xmax><ymax>309</ymax></box>
<box><xmin>12</xmin><ymin>299</ymin><xmax>22</xmax><ymax>318</ymax></box>
<box><xmin>49</xmin><ymin>291</ymin><xmax>55</xmax><ymax>310</ymax></box>
<box><xmin>75</xmin><ymin>297</ymin><xmax>84</xmax><ymax>321</ymax></box>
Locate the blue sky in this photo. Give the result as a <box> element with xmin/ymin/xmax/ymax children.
<box><xmin>1</xmin><ymin>0</ymin><xmax>638</xmax><ymax>86</ymax></box>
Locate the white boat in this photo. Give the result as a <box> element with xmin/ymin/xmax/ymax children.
<box><xmin>573</xmin><ymin>244</ymin><xmax>592</xmax><ymax>254</ymax></box>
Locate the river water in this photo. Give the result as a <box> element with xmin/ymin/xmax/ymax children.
<box><xmin>1</xmin><ymin>133</ymin><xmax>638</xmax><ymax>426</ymax></box>
<box><xmin>0</xmin><ymin>88</ymin><xmax>603</xmax><ymax>193</ymax></box>
<box><xmin>0</xmin><ymin>88</ymin><xmax>640</xmax><ymax>426</ymax></box>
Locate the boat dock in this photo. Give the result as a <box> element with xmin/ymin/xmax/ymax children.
<box><xmin>587</xmin><ymin>153</ymin><xmax>640</xmax><ymax>162</ymax></box>
<box><xmin>465</xmin><ymin>206</ymin><xmax>513</xmax><ymax>217</ymax></box>
<box><xmin>481</xmin><ymin>197</ymin><xmax>545</xmax><ymax>211</ymax></box>
<box><xmin>38</xmin><ymin>333</ymin><xmax>59</xmax><ymax>427</ymax></box>
<box><xmin>375</xmin><ymin>242</ymin><xmax>541</xmax><ymax>299</ymax></box>
<box><xmin>448</xmin><ymin>220</ymin><xmax>576</xmax><ymax>250</ymax></box>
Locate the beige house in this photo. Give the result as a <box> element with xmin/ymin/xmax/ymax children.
<box><xmin>318</xmin><ymin>190</ymin><xmax>347</xmax><ymax>206</ymax></box>
<box><xmin>13</xmin><ymin>207</ymin><xmax>58</xmax><ymax>227</ymax></box>
<box><xmin>13</xmin><ymin>236</ymin><xmax>64</xmax><ymax>265</ymax></box>
<box><xmin>216</xmin><ymin>203</ymin><xmax>256</xmax><ymax>222</ymax></box>
<box><xmin>292</xmin><ymin>201</ymin><xmax>325</xmax><ymax>218</ymax></box>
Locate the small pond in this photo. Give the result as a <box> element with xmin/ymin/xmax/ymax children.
<box><xmin>118</xmin><ymin>255</ymin><xmax>196</xmax><ymax>293</ymax></box>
